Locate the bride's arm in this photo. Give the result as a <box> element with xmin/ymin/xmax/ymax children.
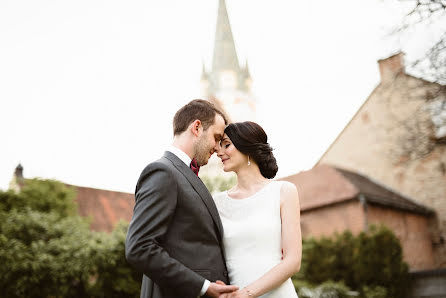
<box><xmin>227</xmin><ymin>182</ymin><xmax>302</xmax><ymax>298</ymax></box>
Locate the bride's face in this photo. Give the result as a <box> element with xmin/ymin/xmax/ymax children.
<box><xmin>217</xmin><ymin>134</ymin><xmax>247</xmax><ymax>172</ymax></box>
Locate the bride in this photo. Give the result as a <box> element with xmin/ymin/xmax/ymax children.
<box><xmin>213</xmin><ymin>121</ymin><xmax>302</xmax><ymax>298</ymax></box>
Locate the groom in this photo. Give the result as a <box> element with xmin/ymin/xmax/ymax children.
<box><xmin>126</xmin><ymin>99</ymin><xmax>238</xmax><ymax>298</ymax></box>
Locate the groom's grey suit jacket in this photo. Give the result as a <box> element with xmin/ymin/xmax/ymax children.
<box><xmin>126</xmin><ymin>151</ymin><xmax>229</xmax><ymax>298</ymax></box>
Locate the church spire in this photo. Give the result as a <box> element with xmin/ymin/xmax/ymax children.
<box><xmin>212</xmin><ymin>0</ymin><xmax>240</xmax><ymax>72</ymax></box>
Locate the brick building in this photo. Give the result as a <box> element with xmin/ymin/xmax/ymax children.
<box><xmin>280</xmin><ymin>164</ymin><xmax>435</xmax><ymax>271</ymax></box>
<box><xmin>316</xmin><ymin>53</ymin><xmax>446</xmax><ymax>267</ymax></box>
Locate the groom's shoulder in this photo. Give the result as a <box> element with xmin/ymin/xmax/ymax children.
<box><xmin>141</xmin><ymin>156</ymin><xmax>174</xmax><ymax>174</ymax></box>
<box><xmin>135</xmin><ymin>157</ymin><xmax>176</xmax><ymax>189</ymax></box>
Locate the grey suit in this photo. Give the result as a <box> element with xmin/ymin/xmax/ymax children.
<box><xmin>126</xmin><ymin>151</ymin><xmax>229</xmax><ymax>298</ymax></box>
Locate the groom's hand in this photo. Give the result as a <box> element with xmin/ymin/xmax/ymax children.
<box><xmin>205</xmin><ymin>280</ymin><xmax>238</xmax><ymax>298</ymax></box>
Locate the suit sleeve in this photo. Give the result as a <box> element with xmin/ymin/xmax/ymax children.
<box><xmin>125</xmin><ymin>163</ymin><xmax>205</xmax><ymax>297</ymax></box>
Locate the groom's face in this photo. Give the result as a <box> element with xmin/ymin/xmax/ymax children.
<box><xmin>194</xmin><ymin>114</ymin><xmax>226</xmax><ymax>166</ymax></box>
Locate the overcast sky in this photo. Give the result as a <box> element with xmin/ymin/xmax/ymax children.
<box><xmin>1</xmin><ymin>0</ymin><xmax>429</xmax><ymax>193</ymax></box>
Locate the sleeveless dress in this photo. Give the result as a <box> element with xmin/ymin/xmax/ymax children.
<box><xmin>213</xmin><ymin>181</ymin><xmax>298</xmax><ymax>298</ymax></box>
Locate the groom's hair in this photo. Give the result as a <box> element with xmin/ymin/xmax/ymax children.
<box><xmin>173</xmin><ymin>99</ymin><xmax>227</xmax><ymax>136</ymax></box>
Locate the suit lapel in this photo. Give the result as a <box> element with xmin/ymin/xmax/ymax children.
<box><xmin>163</xmin><ymin>151</ymin><xmax>224</xmax><ymax>239</ymax></box>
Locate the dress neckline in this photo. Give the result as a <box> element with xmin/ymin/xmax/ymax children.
<box><xmin>225</xmin><ymin>181</ymin><xmax>274</xmax><ymax>202</ymax></box>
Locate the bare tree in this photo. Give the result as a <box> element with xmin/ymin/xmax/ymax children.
<box><xmin>381</xmin><ymin>0</ymin><xmax>446</xmax><ymax>162</ymax></box>
<box><xmin>397</xmin><ymin>0</ymin><xmax>446</xmax><ymax>85</ymax></box>
<box><xmin>376</xmin><ymin>73</ymin><xmax>441</xmax><ymax>162</ymax></box>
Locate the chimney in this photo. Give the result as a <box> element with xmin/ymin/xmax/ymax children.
<box><xmin>378</xmin><ymin>52</ymin><xmax>405</xmax><ymax>82</ymax></box>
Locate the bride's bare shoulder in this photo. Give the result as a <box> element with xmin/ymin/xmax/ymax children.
<box><xmin>279</xmin><ymin>181</ymin><xmax>299</xmax><ymax>204</ymax></box>
<box><xmin>279</xmin><ymin>181</ymin><xmax>297</xmax><ymax>193</ymax></box>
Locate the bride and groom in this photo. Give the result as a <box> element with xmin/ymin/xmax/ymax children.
<box><xmin>126</xmin><ymin>99</ymin><xmax>302</xmax><ymax>298</ymax></box>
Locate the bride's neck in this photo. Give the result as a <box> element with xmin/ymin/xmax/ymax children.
<box><xmin>235</xmin><ymin>164</ymin><xmax>268</xmax><ymax>191</ymax></box>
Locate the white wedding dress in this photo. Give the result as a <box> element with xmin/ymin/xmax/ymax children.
<box><xmin>213</xmin><ymin>181</ymin><xmax>298</xmax><ymax>298</ymax></box>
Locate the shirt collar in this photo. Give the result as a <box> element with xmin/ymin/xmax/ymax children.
<box><xmin>167</xmin><ymin>146</ymin><xmax>192</xmax><ymax>167</ymax></box>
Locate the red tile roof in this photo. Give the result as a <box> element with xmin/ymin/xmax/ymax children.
<box><xmin>278</xmin><ymin>164</ymin><xmax>433</xmax><ymax>215</ymax></box>
<box><xmin>334</xmin><ymin>167</ymin><xmax>433</xmax><ymax>215</ymax></box>
<box><xmin>278</xmin><ymin>164</ymin><xmax>359</xmax><ymax>211</ymax></box>
<box><xmin>70</xmin><ymin>184</ymin><xmax>134</xmax><ymax>232</ymax></box>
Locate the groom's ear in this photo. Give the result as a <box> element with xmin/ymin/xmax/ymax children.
<box><xmin>190</xmin><ymin>120</ymin><xmax>202</xmax><ymax>137</ymax></box>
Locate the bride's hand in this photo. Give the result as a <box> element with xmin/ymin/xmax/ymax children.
<box><xmin>226</xmin><ymin>288</ymin><xmax>253</xmax><ymax>298</ymax></box>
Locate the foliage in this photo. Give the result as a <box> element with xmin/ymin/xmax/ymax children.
<box><xmin>0</xmin><ymin>178</ymin><xmax>77</xmax><ymax>216</ymax></box>
<box><xmin>353</xmin><ymin>226</ymin><xmax>409</xmax><ymax>297</ymax></box>
<box><xmin>294</xmin><ymin>231</ymin><xmax>357</xmax><ymax>286</ymax></box>
<box><xmin>89</xmin><ymin>221</ymin><xmax>141</xmax><ymax>298</ymax></box>
<box><xmin>201</xmin><ymin>174</ymin><xmax>237</xmax><ymax>193</ymax></box>
<box><xmin>0</xmin><ymin>179</ymin><xmax>141</xmax><ymax>298</ymax></box>
<box><xmin>293</xmin><ymin>226</ymin><xmax>409</xmax><ymax>298</ymax></box>
<box><xmin>0</xmin><ymin>209</ymin><xmax>97</xmax><ymax>297</ymax></box>
<box><xmin>361</xmin><ymin>286</ymin><xmax>388</xmax><ymax>298</ymax></box>
<box><xmin>294</xmin><ymin>280</ymin><xmax>358</xmax><ymax>298</ymax></box>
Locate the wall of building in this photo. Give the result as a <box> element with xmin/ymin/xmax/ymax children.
<box><xmin>300</xmin><ymin>200</ymin><xmax>365</xmax><ymax>238</ymax></box>
<box><xmin>367</xmin><ymin>205</ymin><xmax>435</xmax><ymax>270</ymax></box>
<box><xmin>301</xmin><ymin>200</ymin><xmax>434</xmax><ymax>270</ymax></box>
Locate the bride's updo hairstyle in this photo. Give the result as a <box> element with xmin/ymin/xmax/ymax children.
<box><xmin>224</xmin><ymin>121</ymin><xmax>278</xmax><ymax>179</ymax></box>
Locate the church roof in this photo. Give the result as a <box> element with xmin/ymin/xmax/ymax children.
<box><xmin>278</xmin><ymin>164</ymin><xmax>433</xmax><ymax>216</ymax></box>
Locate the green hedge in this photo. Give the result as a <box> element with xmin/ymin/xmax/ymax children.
<box><xmin>293</xmin><ymin>228</ymin><xmax>409</xmax><ymax>298</ymax></box>
<box><xmin>0</xmin><ymin>179</ymin><xmax>141</xmax><ymax>297</ymax></box>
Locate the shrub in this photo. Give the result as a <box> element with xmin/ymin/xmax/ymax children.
<box><xmin>294</xmin><ymin>226</ymin><xmax>409</xmax><ymax>298</ymax></box>
<box><xmin>201</xmin><ymin>175</ymin><xmax>236</xmax><ymax>193</ymax></box>
<box><xmin>0</xmin><ymin>179</ymin><xmax>141</xmax><ymax>297</ymax></box>
<box><xmin>361</xmin><ymin>286</ymin><xmax>388</xmax><ymax>298</ymax></box>
<box><xmin>294</xmin><ymin>280</ymin><xmax>358</xmax><ymax>298</ymax></box>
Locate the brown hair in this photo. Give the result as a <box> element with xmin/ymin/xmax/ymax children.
<box><xmin>224</xmin><ymin>121</ymin><xmax>278</xmax><ymax>179</ymax></box>
<box><xmin>173</xmin><ymin>99</ymin><xmax>227</xmax><ymax>135</ymax></box>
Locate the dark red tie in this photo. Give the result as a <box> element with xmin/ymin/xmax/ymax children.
<box><xmin>190</xmin><ymin>158</ymin><xmax>200</xmax><ymax>176</ymax></box>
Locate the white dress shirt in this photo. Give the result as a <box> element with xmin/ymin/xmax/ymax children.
<box><xmin>166</xmin><ymin>146</ymin><xmax>211</xmax><ymax>296</ymax></box>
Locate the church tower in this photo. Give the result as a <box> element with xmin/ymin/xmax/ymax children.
<box><xmin>199</xmin><ymin>0</ymin><xmax>255</xmax><ymax>183</ymax></box>
<box><xmin>201</xmin><ymin>0</ymin><xmax>256</xmax><ymax>122</ymax></box>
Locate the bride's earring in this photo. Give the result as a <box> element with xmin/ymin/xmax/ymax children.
<box><xmin>248</xmin><ymin>156</ymin><xmax>251</xmax><ymax>166</ymax></box>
